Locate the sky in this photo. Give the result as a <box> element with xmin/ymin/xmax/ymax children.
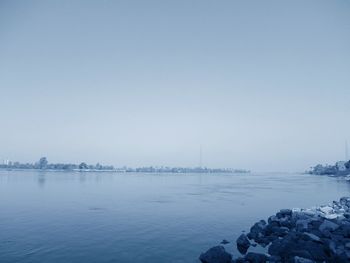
<box><xmin>0</xmin><ymin>0</ymin><xmax>349</xmax><ymax>172</ymax></box>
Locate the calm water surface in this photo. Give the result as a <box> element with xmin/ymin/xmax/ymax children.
<box><xmin>0</xmin><ymin>170</ymin><xmax>349</xmax><ymax>263</ymax></box>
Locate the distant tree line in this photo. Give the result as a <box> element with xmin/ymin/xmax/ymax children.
<box><xmin>0</xmin><ymin>157</ymin><xmax>249</xmax><ymax>174</ymax></box>
<box><xmin>309</xmin><ymin>160</ymin><xmax>350</xmax><ymax>176</ymax></box>
<box><xmin>0</xmin><ymin>157</ymin><xmax>115</xmax><ymax>171</ymax></box>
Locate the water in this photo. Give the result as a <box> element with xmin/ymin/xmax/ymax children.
<box><xmin>0</xmin><ymin>170</ymin><xmax>349</xmax><ymax>263</ymax></box>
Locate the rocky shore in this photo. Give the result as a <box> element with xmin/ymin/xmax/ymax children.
<box><xmin>199</xmin><ymin>197</ymin><xmax>350</xmax><ymax>263</ymax></box>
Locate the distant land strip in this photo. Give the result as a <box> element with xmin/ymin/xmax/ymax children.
<box><xmin>0</xmin><ymin>157</ymin><xmax>250</xmax><ymax>174</ymax></box>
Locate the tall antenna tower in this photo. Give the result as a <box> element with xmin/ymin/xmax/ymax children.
<box><xmin>346</xmin><ymin>140</ymin><xmax>349</xmax><ymax>161</ymax></box>
<box><xmin>199</xmin><ymin>145</ymin><xmax>203</xmax><ymax>168</ymax></box>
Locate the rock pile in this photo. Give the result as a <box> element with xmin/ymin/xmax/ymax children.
<box><xmin>199</xmin><ymin>197</ymin><xmax>350</xmax><ymax>263</ymax></box>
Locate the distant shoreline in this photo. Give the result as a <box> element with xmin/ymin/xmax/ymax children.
<box><xmin>0</xmin><ymin>157</ymin><xmax>250</xmax><ymax>174</ymax></box>
<box><xmin>0</xmin><ymin>167</ymin><xmax>250</xmax><ymax>174</ymax></box>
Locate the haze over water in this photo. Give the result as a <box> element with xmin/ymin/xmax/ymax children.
<box><xmin>1</xmin><ymin>170</ymin><xmax>350</xmax><ymax>263</ymax></box>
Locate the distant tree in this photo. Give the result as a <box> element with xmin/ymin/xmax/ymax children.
<box><xmin>79</xmin><ymin>162</ymin><xmax>88</xmax><ymax>170</ymax></box>
<box><xmin>38</xmin><ymin>157</ymin><xmax>48</xmax><ymax>169</ymax></box>
<box><xmin>95</xmin><ymin>163</ymin><xmax>102</xmax><ymax>170</ymax></box>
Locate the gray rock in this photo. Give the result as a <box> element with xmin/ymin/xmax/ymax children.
<box><xmin>268</xmin><ymin>215</ymin><xmax>279</xmax><ymax>224</ymax></box>
<box><xmin>340</xmin><ymin>197</ymin><xmax>350</xmax><ymax>207</ymax></box>
<box><xmin>280</xmin><ymin>209</ymin><xmax>293</xmax><ymax>216</ymax></box>
<box><xmin>268</xmin><ymin>255</ymin><xmax>282</xmax><ymax>263</ymax></box>
<box><xmin>220</xmin><ymin>239</ymin><xmax>230</xmax><ymax>245</ymax></box>
<box><xmin>279</xmin><ymin>217</ymin><xmax>293</xmax><ymax>228</ymax></box>
<box><xmin>232</xmin><ymin>258</ymin><xmax>247</xmax><ymax>263</ymax></box>
<box><xmin>237</xmin><ymin>234</ymin><xmax>250</xmax><ymax>254</ymax></box>
<box><xmin>248</xmin><ymin>220</ymin><xmax>266</xmax><ymax>240</ymax></box>
<box><xmin>245</xmin><ymin>252</ymin><xmax>267</xmax><ymax>263</ymax></box>
<box><xmin>221</xmin><ymin>198</ymin><xmax>350</xmax><ymax>262</ymax></box>
<box><xmin>296</xmin><ymin>219</ymin><xmax>310</xmax><ymax>231</ymax></box>
<box><xmin>301</xmin><ymin>233</ymin><xmax>321</xmax><ymax>242</ymax></box>
<box><xmin>199</xmin><ymin>246</ymin><xmax>232</xmax><ymax>263</ymax></box>
<box><xmin>268</xmin><ymin>232</ymin><xmax>330</xmax><ymax>261</ymax></box>
<box><xmin>319</xmin><ymin>220</ymin><xmax>339</xmax><ymax>233</ymax></box>
<box><xmin>293</xmin><ymin>256</ymin><xmax>315</xmax><ymax>263</ymax></box>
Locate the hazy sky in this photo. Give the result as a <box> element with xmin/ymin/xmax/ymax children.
<box><xmin>1</xmin><ymin>0</ymin><xmax>349</xmax><ymax>171</ymax></box>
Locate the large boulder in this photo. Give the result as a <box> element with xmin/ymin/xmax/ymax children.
<box><xmin>237</xmin><ymin>233</ymin><xmax>250</xmax><ymax>254</ymax></box>
<box><xmin>247</xmin><ymin>220</ymin><xmax>267</xmax><ymax>242</ymax></box>
<box><xmin>199</xmin><ymin>246</ymin><xmax>232</xmax><ymax>263</ymax></box>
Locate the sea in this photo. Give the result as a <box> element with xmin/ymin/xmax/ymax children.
<box><xmin>0</xmin><ymin>170</ymin><xmax>349</xmax><ymax>263</ymax></box>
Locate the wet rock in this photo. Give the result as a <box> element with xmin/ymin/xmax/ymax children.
<box><xmin>212</xmin><ymin>197</ymin><xmax>350</xmax><ymax>262</ymax></box>
<box><xmin>268</xmin><ymin>232</ymin><xmax>331</xmax><ymax>262</ymax></box>
<box><xmin>199</xmin><ymin>246</ymin><xmax>232</xmax><ymax>263</ymax></box>
<box><xmin>268</xmin><ymin>215</ymin><xmax>279</xmax><ymax>225</ymax></box>
<box><xmin>301</xmin><ymin>232</ymin><xmax>321</xmax><ymax>243</ymax></box>
<box><xmin>319</xmin><ymin>220</ymin><xmax>339</xmax><ymax>233</ymax></box>
<box><xmin>340</xmin><ymin>197</ymin><xmax>350</xmax><ymax>207</ymax></box>
<box><xmin>344</xmin><ymin>212</ymin><xmax>350</xmax><ymax>219</ymax></box>
<box><xmin>269</xmin><ymin>226</ymin><xmax>289</xmax><ymax>237</ymax></box>
<box><xmin>247</xmin><ymin>220</ymin><xmax>266</xmax><ymax>240</ymax></box>
<box><xmin>232</xmin><ymin>257</ymin><xmax>248</xmax><ymax>263</ymax></box>
<box><xmin>293</xmin><ymin>256</ymin><xmax>315</xmax><ymax>263</ymax></box>
<box><xmin>220</xmin><ymin>239</ymin><xmax>230</xmax><ymax>244</ymax></box>
<box><xmin>280</xmin><ymin>209</ymin><xmax>293</xmax><ymax>217</ymax></box>
<box><xmin>319</xmin><ymin>206</ymin><xmax>333</xmax><ymax>215</ymax></box>
<box><xmin>245</xmin><ymin>252</ymin><xmax>267</xmax><ymax>263</ymax></box>
<box><xmin>268</xmin><ymin>255</ymin><xmax>282</xmax><ymax>263</ymax></box>
<box><xmin>296</xmin><ymin>219</ymin><xmax>310</xmax><ymax>231</ymax></box>
<box><xmin>237</xmin><ymin>234</ymin><xmax>250</xmax><ymax>254</ymax></box>
<box><xmin>279</xmin><ymin>217</ymin><xmax>293</xmax><ymax>228</ymax></box>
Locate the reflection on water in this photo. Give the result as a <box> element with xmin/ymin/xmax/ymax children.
<box><xmin>0</xmin><ymin>170</ymin><xmax>349</xmax><ymax>263</ymax></box>
<box><xmin>37</xmin><ymin>172</ymin><xmax>46</xmax><ymax>187</ymax></box>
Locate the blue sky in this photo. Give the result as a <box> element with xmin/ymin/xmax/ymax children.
<box><xmin>0</xmin><ymin>0</ymin><xmax>349</xmax><ymax>171</ymax></box>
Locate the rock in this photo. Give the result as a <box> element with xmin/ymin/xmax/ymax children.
<box><xmin>215</xmin><ymin>197</ymin><xmax>350</xmax><ymax>262</ymax></box>
<box><xmin>268</xmin><ymin>255</ymin><xmax>282</xmax><ymax>263</ymax></box>
<box><xmin>237</xmin><ymin>234</ymin><xmax>250</xmax><ymax>254</ymax></box>
<box><xmin>232</xmin><ymin>257</ymin><xmax>247</xmax><ymax>263</ymax></box>
<box><xmin>280</xmin><ymin>209</ymin><xmax>293</xmax><ymax>216</ymax></box>
<box><xmin>293</xmin><ymin>256</ymin><xmax>315</xmax><ymax>263</ymax></box>
<box><xmin>248</xmin><ymin>220</ymin><xmax>266</xmax><ymax>240</ymax></box>
<box><xmin>268</xmin><ymin>216</ymin><xmax>279</xmax><ymax>225</ymax></box>
<box><xmin>220</xmin><ymin>239</ymin><xmax>230</xmax><ymax>244</ymax></box>
<box><xmin>245</xmin><ymin>252</ymin><xmax>267</xmax><ymax>263</ymax></box>
<box><xmin>199</xmin><ymin>246</ymin><xmax>232</xmax><ymax>263</ymax></box>
<box><xmin>340</xmin><ymin>197</ymin><xmax>350</xmax><ymax>207</ymax></box>
<box><xmin>335</xmin><ymin>223</ymin><xmax>350</xmax><ymax>238</ymax></box>
<box><xmin>268</xmin><ymin>232</ymin><xmax>331</xmax><ymax>262</ymax></box>
<box><xmin>303</xmin><ymin>209</ymin><xmax>316</xmax><ymax>217</ymax></box>
<box><xmin>270</xmin><ymin>226</ymin><xmax>289</xmax><ymax>237</ymax></box>
<box><xmin>301</xmin><ymin>233</ymin><xmax>321</xmax><ymax>242</ymax></box>
<box><xmin>296</xmin><ymin>219</ymin><xmax>310</xmax><ymax>231</ymax></box>
<box><xmin>279</xmin><ymin>217</ymin><xmax>293</xmax><ymax>228</ymax></box>
<box><xmin>319</xmin><ymin>206</ymin><xmax>333</xmax><ymax>215</ymax></box>
<box><xmin>325</xmin><ymin>214</ymin><xmax>338</xmax><ymax>220</ymax></box>
<box><xmin>319</xmin><ymin>220</ymin><xmax>339</xmax><ymax>233</ymax></box>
